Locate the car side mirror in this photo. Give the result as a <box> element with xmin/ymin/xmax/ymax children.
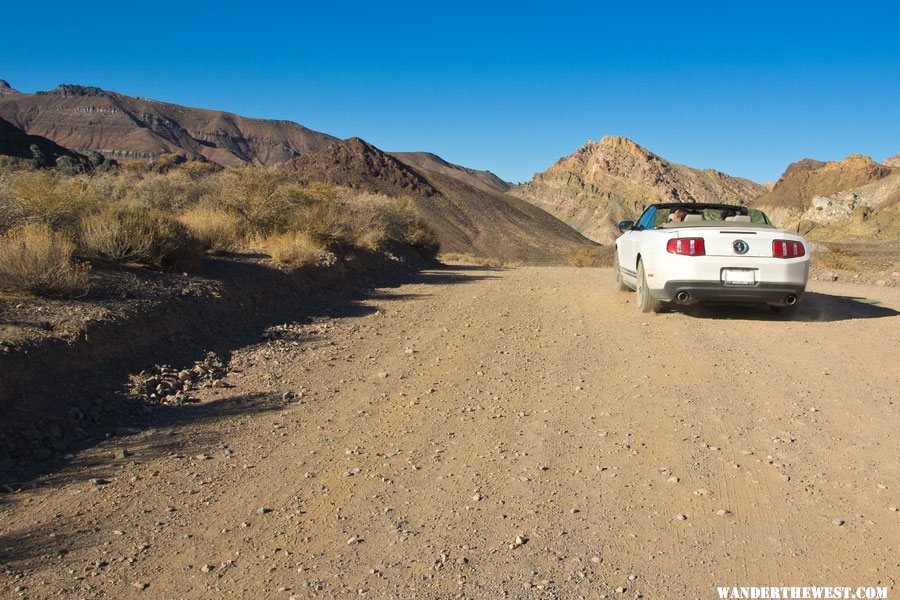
<box><xmin>619</xmin><ymin>220</ymin><xmax>634</xmax><ymax>232</ymax></box>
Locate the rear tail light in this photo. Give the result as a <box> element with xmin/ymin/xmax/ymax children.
<box><xmin>667</xmin><ymin>237</ymin><xmax>706</xmax><ymax>256</ymax></box>
<box><xmin>772</xmin><ymin>240</ymin><xmax>805</xmax><ymax>258</ymax></box>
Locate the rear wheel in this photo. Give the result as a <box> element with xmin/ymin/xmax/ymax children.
<box><xmin>614</xmin><ymin>252</ymin><xmax>628</xmax><ymax>292</ymax></box>
<box><xmin>636</xmin><ymin>260</ymin><xmax>661</xmax><ymax>313</ymax></box>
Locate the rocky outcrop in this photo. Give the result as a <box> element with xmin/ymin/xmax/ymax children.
<box><xmin>509</xmin><ymin>136</ymin><xmax>766</xmax><ymax>243</ymax></box>
<box><xmin>755</xmin><ymin>154</ymin><xmax>891</xmax><ymax>211</ymax></box>
<box><xmin>884</xmin><ymin>154</ymin><xmax>900</xmax><ymax>167</ymax></box>
<box><xmin>0</xmin><ymin>82</ymin><xmax>338</xmax><ymax>166</ymax></box>
<box><xmin>0</xmin><ymin>116</ymin><xmax>97</xmax><ymax>171</ymax></box>
<box><xmin>0</xmin><ymin>80</ymin><xmax>19</xmax><ymax>98</ymax></box>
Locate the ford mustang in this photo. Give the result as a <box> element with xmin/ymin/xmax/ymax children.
<box><xmin>614</xmin><ymin>203</ymin><xmax>810</xmax><ymax>314</ymax></box>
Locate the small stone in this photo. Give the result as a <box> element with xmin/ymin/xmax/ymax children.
<box><xmin>113</xmin><ymin>449</ymin><xmax>132</xmax><ymax>460</ymax></box>
<box><xmin>616</xmin><ymin>586</ymin><xmax>627</xmax><ymax>593</ymax></box>
<box><xmin>666</xmin><ymin>476</ymin><xmax>679</xmax><ymax>483</ymax></box>
<box><xmin>675</xmin><ymin>514</ymin><xmax>687</xmax><ymax>521</ymax></box>
<box><xmin>377</xmin><ymin>372</ymin><xmax>388</xmax><ymax>379</ymax></box>
<box><xmin>456</xmin><ymin>557</ymin><xmax>468</xmax><ymax>565</ymax></box>
<box><xmin>628</xmin><ymin>574</ymin><xmax>637</xmax><ymax>581</ymax></box>
<box><xmin>89</xmin><ymin>478</ymin><xmax>110</xmax><ymax>486</ymax></box>
<box><xmin>832</xmin><ymin>518</ymin><xmax>845</xmax><ymax>526</ymax></box>
<box><xmin>693</xmin><ymin>488</ymin><xmax>709</xmax><ymax>496</ymax></box>
<box><xmin>715</xmin><ymin>509</ymin><xmax>731</xmax><ymax>516</ymax></box>
<box><xmin>591</xmin><ymin>556</ymin><xmax>601</xmax><ymax>564</ymax></box>
<box><xmin>131</xmin><ymin>582</ymin><xmax>148</xmax><ymax>590</ymax></box>
<box><xmin>257</xmin><ymin>506</ymin><xmax>273</xmax><ymax>514</ymax></box>
<box><xmin>347</xmin><ymin>536</ymin><xmax>362</xmax><ymax>545</ymax></box>
<box><xmin>201</xmin><ymin>564</ymin><xmax>214</xmax><ymax>573</ymax></box>
<box><xmin>471</xmin><ymin>493</ymin><xmax>482</xmax><ymax>502</ymax></box>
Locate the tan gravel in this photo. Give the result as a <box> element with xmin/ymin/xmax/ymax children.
<box><xmin>1</xmin><ymin>266</ymin><xmax>898</xmax><ymax>598</ymax></box>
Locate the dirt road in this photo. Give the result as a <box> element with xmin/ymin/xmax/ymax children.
<box><xmin>2</xmin><ymin>266</ymin><xmax>898</xmax><ymax>598</ymax></box>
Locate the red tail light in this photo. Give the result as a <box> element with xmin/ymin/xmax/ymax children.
<box><xmin>667</xmin><ymin>237</ymin><xmax>706</xmax><ymax>256</ymax></box>
<box><xmin>772</xmin><ymin>239</ymin><xmax>805</xmax><ymax>258</ymax></box>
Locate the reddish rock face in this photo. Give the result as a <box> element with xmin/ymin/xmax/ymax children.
<box><xmin>0</xmin><ymin>82</ymin><xmax>337</xmax><ymax>166</ymax></box>
<box><xmin>884</xmin><ymin>154</ymin><xmax>900</xmax><ymax>167</ymax></box>
<box><xmin>756</xmin><ymin>154</ymin><xmax>892</xmax><ymax>211</ymax></box>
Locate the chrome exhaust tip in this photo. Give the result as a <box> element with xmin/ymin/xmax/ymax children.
<box><xmin>785</xmin><ymin>295</ymin><xmax>797</xmax><ymax>306</ymax></box>
<box><xmin>675</xmin><ymin>291</ymin><xmax>691</xmax><ymax>303</ymax></box>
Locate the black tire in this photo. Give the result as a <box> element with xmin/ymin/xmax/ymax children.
<box><xmin>636</xmin><ymin>260</ymin><xmax>661</xmax><ymax>313</ymax></box>
<box><xmin>614</xmin><ymin>252</ymin><xmax>629</xmax><ymax>292</ymax></box>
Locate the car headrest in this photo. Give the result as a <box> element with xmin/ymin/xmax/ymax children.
<box><xmin>731</xmin><ymin>215</ymin><xmax>751</xmax><ymax>222</ymax></box>
<box><xmin>684</xmin><ymin>214</ymin><xmax>704</xmax><ymax>222</ymax></box>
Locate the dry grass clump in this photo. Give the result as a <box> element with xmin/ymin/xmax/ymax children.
<box><xmin>179</xmin><ymin>206</ymin><xmax>245</xmax><ymax>252</ymax></box>
<box><xmin>0</xmin><ymin>223</ymin><xmax>89</xmax><ymax>296</ymax></box>
<box><xmin>261</xmin><ymin>231</ymin><xmax>329</xmax><ymax>268</ymax></box>
<box><xmin>81</xmin><ymin>203</ymin><xmax>204</xmax><ymax>271</ymax></box>
<box><xmin>10</xmin><ymin>171</ymin><xmax>101</xmax><ymax>233</ymax></box>
<box><xmin>565</xmin><ymin>246</ymin><xmax>614</xmax><ymax>268</ymax></box>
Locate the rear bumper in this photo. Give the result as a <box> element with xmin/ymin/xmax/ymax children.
<box><xmin>654</xmin><ymin>280</ymin><xmax>806</xmax><ymax>305</ymax></box>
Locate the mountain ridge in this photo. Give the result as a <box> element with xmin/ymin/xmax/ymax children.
<box><xmin>0</xmin><ymin>81</ymin><xmax>338</xmax><ymax>166</ymax></box>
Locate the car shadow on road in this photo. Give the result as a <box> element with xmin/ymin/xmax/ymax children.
<box><xmin>674</xmin><ymin>291</ymin><xmax>900</xmax><ymax>322</ymax></box>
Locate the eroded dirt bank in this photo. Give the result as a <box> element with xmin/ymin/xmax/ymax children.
<box><xmin>0</xmin><ymin>247</ymin><xmax>428</xmax><ymax>467</ymax></box>
<box><xmin>1</xmin><ymin>266</ymin><xmax>898</xmax><ymax>598</ymax></box>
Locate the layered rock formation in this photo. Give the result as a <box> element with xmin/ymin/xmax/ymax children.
<box><xmin>0</xmin><ymin>82</ymin><xmax>337</xmax><ymax>166</ymax></box>
<box><xmin>509</xmin><ymin>136</ymin><xmax>766</xmax><ymax>243</ymax></box>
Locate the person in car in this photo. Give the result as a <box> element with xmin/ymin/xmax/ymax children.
<box><xmin>669</xmin><ymin>208</ymin><xmax>688</xmax><ymax>223</ymax></box>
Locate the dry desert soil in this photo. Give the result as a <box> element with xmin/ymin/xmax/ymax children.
<box><xmin>1</xmin><ymin>266</ymin><xmax>898</xmax><ymax>598</ymax></box>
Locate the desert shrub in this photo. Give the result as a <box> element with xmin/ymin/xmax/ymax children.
<box><xmin>289</xmin><ymin>202</ymin><xmax>355</xmax><ymax>249</ymax></box>
<box><xmin>80</xmin><ymin>203</ymin><xmax>204</xmax><ymax>271</ymax></box>
<box><xmin>11</xmin><ymin>171</ymin><xmax>101</xmax><ymax>233</ymax></box>
<box><xmin>126</xmin><ymin>169</ymin><xmax>213</xmax><ymax>212</ymax></box>
<box><xmin>261</xmin><ymin>231</ymin><xmax>328</xmax><ymax>268</ymax></box>
<box><xmin>566</xmin><ymin>246</ymin><xmax>614</xmax><ymax>268</ymax></box>
<box><xmin>0</xmin><ymin>223</ymin><xmax>89</xmax><ymax>296</ymax></box>
<box><xmin>210</xmin><ymin>168</ymin><xmax>312</xmax><ymax>235</ymax></box>
<box><xmin>341</xmin><ymin>194</ymin><xmax>439</xmax><ymax>257</ymax></box>
<box><xmin>180</xmin><ymin>160</ymin><xmax>221</xmax><ymax>179</ymax></box>
<box><xmin>813</xmin><ymin>245</ymin><xmax>862</xmax><ymax>272</ymax></box>
<box><xmin>179</xmin><ymin>206</ymin><xmax>245</xmax><ymax>252</ymax></box>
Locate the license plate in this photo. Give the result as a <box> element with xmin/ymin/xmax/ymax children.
<box><xmin>722</xmin><ymin>269</ymin><xmax>756</xmax><ymax>285</ymax></box>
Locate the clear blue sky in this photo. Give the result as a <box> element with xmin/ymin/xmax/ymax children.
<box><xmin>2</xmin><ymin>1</ymin><xmax>898</xmax><ymax>183</ymax></box>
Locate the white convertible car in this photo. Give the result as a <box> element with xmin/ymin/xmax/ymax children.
<box><xmin>614</xmin><ymin>203</ymin><xmax>810</xmax><ymax>314</ymax></box>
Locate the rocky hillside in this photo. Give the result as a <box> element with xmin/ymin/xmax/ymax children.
<box><xmin>0</xmin><ymin>116</ymin><xmax>95</xmax><ymax>170</ymax></box>
<box><xmin>509</xmin><ymin>136</ymin><xmax>766</xmax><ymax>243</ymax></box>
<box><xmin>0</xmin><ymin>82</ymin><xmax>337</xmax><ymax>166</ymax></box>
<box><xmin>390</xmin><ymin>152</ymin><xmax>511</xmax><ymax>194</ymax></box>
<box><xmin>884</xmin><ymin>154</ymin><xmax>900</xmax><ymax>167</ymax></box>
<box><xmin>287</xmin><ymin>138</ymin><xmax>595</xmax><ymax>264</ymax></box>
<box><xmin>754</xmin><ymin>154</ymin><xmax>891</xmax><ymax>211</ymax></box>
<box><xmin>752</xmin><ymin>155</ymin><xmax>899</xmax><ymax>241</ymax></box>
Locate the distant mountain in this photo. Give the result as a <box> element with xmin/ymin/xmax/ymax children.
<box><xmin>508</xmin><ymin>136</ymin><xmax>766</xmax><ymax>243</ymax></box>
<box><xmin>884</xmin><ymin>154</ymin><xmax>900</xmax><ymax>167</ymax></box>
<box><xmin>0</xmin><ymin>116</ymin><xmax>93</xmax><ymax>170</ymax></box>
<box><xmin>0</xmin><ymin>82</ymin><xmax>337</xmax><ymax>166</ymax></box>
<box><xmin>390</xmin><ymin>152</ymin><xmax>511</xmax><ymax>194</ymax></box>
<box><xmin>752</xmin><ymin>154</ymin><xmax>898</xmax><ymax>240</ymax></box>
<box><xmin>287</xmin><ymin>138</ymin><xmax>596</xmax><ymax>264</ymax></box>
